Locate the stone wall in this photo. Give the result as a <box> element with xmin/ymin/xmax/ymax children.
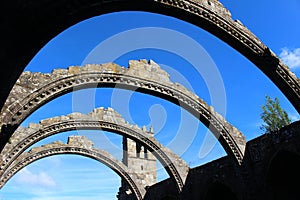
<box><xmin>125</xmin><ymin>138</ymin><xmax>157</xmax><ymax>186</ymax></box>
<box><xmin>144</xmin><ymin>121</ymin><xmax>300</xmax><ymax>200</ymax></box>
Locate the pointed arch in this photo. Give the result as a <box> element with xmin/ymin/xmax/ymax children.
<box><xmin>1</xmin><ymin>60</ymin><xmax>246</xmax><ymax>164</ymax></box>
<box><xmin>2</xmin><ymin>0</ymin><xmax>299</xmax><ymax>126</ymax></box>
<box><xmin>0</xmin><ymin>136</ymin><xmax>146</xmax><ymax>200</ymax></box>
<box><xmin>0</xmin><ymin>108</ymin><xmax>189</xmax><ymax>192</ymax></box>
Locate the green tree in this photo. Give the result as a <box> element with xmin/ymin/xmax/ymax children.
<box><xmin>260</xmin><ymin>95</ymin><xmax>291</xmax><ymax>133</ymax></box>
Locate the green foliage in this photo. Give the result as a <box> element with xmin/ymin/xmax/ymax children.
<box><xmin>260</xmin><ymin>95</ymin><xmax>291</xmax><ymax>133</ymax></box>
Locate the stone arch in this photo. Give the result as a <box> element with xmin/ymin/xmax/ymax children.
<box><xmin>0</xmin><ymin>136</ymin><xmax>146</xmax><ymax>200</ymax></box>
<box><xmin>2</xmin><ymin>0</ymin><xmax>300</xmax><ymax>124</ymax></box>
<box><xmin>266</xmin><ymin>150</ymin><xmax>300</xmax><ymax>200</ymax></box>
<box><xmin>204</xmin><ymin>181</ymin><xmax>238</xmax><ymax>200</ymax></box>
<box><xmin>0</xmin><ymin>60</ymin><xmax>246</xmax><ymax>164</ymax></box>
<box><xmin>0</xmin><ymin>107</ymin><xmax>189</xmax><ymax>192</ymax></box>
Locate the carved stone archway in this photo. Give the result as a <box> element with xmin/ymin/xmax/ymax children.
<box><xmin>2</xmin><ymin>0</ymin><xmax>299</xmax><ymax>121</ymax></box>
<box><xmin>0</xmin><ymin>107</ymin><xmax>189</xmax><ymax>192</ymax></box>
<box><xmin>0</xmin><ymin>136</ymin><xmax>146</xmax><ymax>200</ymax></box>
<box><xmin>0</xmin><ymin>60</ymin><xmax>246</xmax><ymax>164</ymax></box>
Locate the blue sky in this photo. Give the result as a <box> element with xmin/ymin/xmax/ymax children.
<box><xmin>1</xmin><ymin>1</ymin><xmax>300</xmax><ymax>199</ymax></box>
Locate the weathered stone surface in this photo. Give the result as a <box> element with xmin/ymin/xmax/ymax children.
<box><xmin>0</xmin><ymin>136</ymin><xmax>146</xmax><ymax>200</ymax></box>
<box><xmin>0</xmin><ymin>1</ymin><xmax>299</xmax><ymax>199</ymax></box>
<box><xmin>1</xmin><ymin>1</ymin><xmax>300</xmax><ymax>143</ymax></box>
<box><xmin>0</xmin><ymin>60</ymin><xmax>246</xmax><ymax>165</ymax></box>
<box><xmin>119</xmin><ymin>137</ymin><xmax>157</xmax><ymax>200</ymax></box>
<box><xmin>192</xmin><ymin>0</ymin><xmax>232</xmax><ymax>19</ymax></box>
<box><xmin>67</xmin><ymin>135</ymin><xmax>94</xmax><ymax>149</ymax></box>
<box><xmin>0</xmin><ymin>107</ymin><xmax>189</xmax><ymax>192</ymax></box>
<box><xmin>143</xmin><ymin>121</ymin><xmax>300</xmax><ymax>200</ymax></box>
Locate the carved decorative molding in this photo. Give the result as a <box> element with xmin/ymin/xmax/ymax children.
<box><xmin>152</xmin><ymin>0</ymin><xmax>300</xmax><ymax>107</ymax></box>
<box><xmin>0</xmin><ymin>136</ymin><xmax>146</xmax><ymax>200</ymax></box>
<box><xmin>1</xmin><ymin>60</ymin><xmax>246</xmax><ymax>164</ymax></box>
<box><xmin>0</xmin><ymin>107</ymin><xmax>189</xmax><ymax>192</ymax></box>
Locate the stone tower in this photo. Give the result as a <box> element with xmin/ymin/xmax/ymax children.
<box><xmin>117</xmin><ymin>127</ymin><xmax>157</xmax><ymax>200</ymax></box>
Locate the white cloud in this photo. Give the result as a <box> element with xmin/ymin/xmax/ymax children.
<box><xmin>279</xmin><ymin>48</ymin><xmax>300</xmax><ymax>69</ymax></box>
<box><xmin>15</xmin><ymin>167</ymin><xmax>56</xmax><ymax>188</ymax></box>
